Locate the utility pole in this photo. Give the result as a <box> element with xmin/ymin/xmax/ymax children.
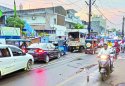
<box><xmin>122</xmin><ymin>16</ymin><xmax>125</xmax><ymax>39</ymax></box>
<box><xmin>85</xmin><ymin>0</ymin><xmax>96</xmax><ymax>35</ymax></box>
<box><xmin>88</xmin><ymin>0</ymin><xmax>92</xmax><ymax>34</ymax></box>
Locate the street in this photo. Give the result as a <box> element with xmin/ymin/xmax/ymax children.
<box><xmin>0</xmin><ymin>52</ymin><xmax>125</xmax><ymax>86</ymax></box>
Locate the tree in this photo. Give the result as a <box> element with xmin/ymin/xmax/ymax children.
<box><xmin>6</xmin><ymin>16</ymin><xmax>25</xmax><ymax>29</ymax></box>
<box><xmin>38</xmin><ymin>32</ymin><xmax>49</xmax><ymax>37</ymax></box>
<box><xmin>74</xmin><ymin>23</ymin><xmax>84</xmax><ymax>29</ymax></box>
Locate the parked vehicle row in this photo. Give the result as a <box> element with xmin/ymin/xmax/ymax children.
<box><xmin>0</xmin><ymin>43</ymin><xmax>67</xmax><ymax>78</ymax></box>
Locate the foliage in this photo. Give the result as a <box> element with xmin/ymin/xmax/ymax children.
<box><xmin>21</xmin><ymin>31</ymin><xmax>27</xmax><ymax>37</ymax></box>
<box><xmin>6</xmin><ymin>16</ymin><xmax>25</xmax><ymax>29</ymax></box>
<box><xmin>38</xmin><ymin>32</ymin><xmax>49</xmax><ymax>37</ymax></box>
<box><xmin>74</xmin><ymin>23</ymin><xmax>84</xmax><ymax>29</ymax></box>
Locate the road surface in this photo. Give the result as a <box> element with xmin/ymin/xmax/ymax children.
<box><xmin>0</xmin><ymin>52</ymin><xmax>125</xmax><ymax>86</ymax></box>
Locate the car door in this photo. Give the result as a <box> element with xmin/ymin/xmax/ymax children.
<box><xmin>50</xmin><ymin>44</ymin><xmax>59</xmax><ymax>57</ymax></box>
<box><xmin>49</xmin><ymin>44</ymin><xmax>57</xmax><ymax>58</ymax></box>
<box><xmin>0</xmin><ymin>47</ymin><xmax>14</xmax><ymax>76</ymax></box>
<box><xmin>9</xmin><ymin>46</ymin><xmax>27</xmax><ymax>71</ymax></box>
<box><xmin>46</xmin><ymin>43</ymin><xmax>54</xmax><ymax>58</ymax></box>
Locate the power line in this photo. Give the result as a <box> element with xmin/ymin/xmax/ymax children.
<box><xmin>94</xmin><ymin>4</ymin><xmax>122</xmax><ymax>26</ymax></box>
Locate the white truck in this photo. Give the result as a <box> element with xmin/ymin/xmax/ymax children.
<box><xmin>67</xmin><ymin>30</ymin><xmax>86</xmax><ymax>52</ymax></box>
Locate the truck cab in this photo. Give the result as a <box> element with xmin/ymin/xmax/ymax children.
<box><xmin>67</xmin><ymin>31</ymin><xmax>85</xmax><ymax>52</ymax></box>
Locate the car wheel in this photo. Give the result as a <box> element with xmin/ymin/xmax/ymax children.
<box><xmin>45</xmin><ymin>55</ymin><xmax>50</xmax><ymax>63</ymax></box>
<box><xmin>61</xmin><ymin>51</ymin><xmax>64</xmax><ymax>56</ymax></box>
<box><xmin>57</xmin><ymin>53</ymin><xmax>61</xmax><ymax>59</ymax></box>
<box><xmin>25</xmin><ymin>60</ymin><xmax>32</xmax><ymax>71</ymax></box>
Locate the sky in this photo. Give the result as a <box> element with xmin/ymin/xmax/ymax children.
<box><xmin>1</xmin><ymin>0</ymin><xmax>125</xmax><ymax>30</ymax></box>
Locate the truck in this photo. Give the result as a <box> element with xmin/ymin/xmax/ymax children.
<box><xmin>67</xmin><ymin>30</ymin><xmax>86</xmax><ymax>52</ymax></box>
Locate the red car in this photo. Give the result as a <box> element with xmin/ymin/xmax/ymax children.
<box><xmin>24</xmin><ymin>43</ymin><xmax>61</xmax><ymax>63</ymax></box>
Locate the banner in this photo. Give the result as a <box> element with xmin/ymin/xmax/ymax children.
<box><xmin>0</xmin><ymin>27</ymin><xmax>20</xmax><ymax>36</ymax></box>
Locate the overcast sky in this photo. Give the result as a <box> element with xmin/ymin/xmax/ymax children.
<box><xmin>1</xmin><ymin>0</ymin><xmax>125</xmax><ymax>29</ymax></box>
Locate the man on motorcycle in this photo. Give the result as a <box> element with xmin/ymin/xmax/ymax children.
<box><xmin>98</xmin><ymin>43</ymin><xmax>111</xmax><ymax>56</ymax></box>
<box><xmin>97</xmin><ymin>43</ymin><xmax>113</xmax><ymax>71</ymax></box>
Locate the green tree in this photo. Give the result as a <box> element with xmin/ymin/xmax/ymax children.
<box><xmin>38</xmin><ymin>32</ymin><xmax>49</xmax><ymax>37</ymax></box>
<box><xmin>74</xmin><ymin>23</ymin><xmax>84</xmax><ymax>29</ymax></box>
<box><xmin>6</xmin><ymin>16</ymin><xmax>25</xmax><ymax>29</ymax></box>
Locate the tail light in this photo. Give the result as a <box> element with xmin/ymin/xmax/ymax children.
<box><xmin>35</xmin><ymin>48</ymin><xmax>44</xmax><ymax>54</ymax></box>
<box><xmin>22</xmin><ymin>48</ymin><xmax>28</xmax><ymax>53</ymax></box>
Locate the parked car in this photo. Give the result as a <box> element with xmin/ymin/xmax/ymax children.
<box><xmin>25</xmin><ymin>43</ymin><xmax>61</xmax><ymax>63</ymax></box>
<box><xmin>0</xmin><ymin>44</ymin><xmax>34</xmax><ymax>78</ymax></box>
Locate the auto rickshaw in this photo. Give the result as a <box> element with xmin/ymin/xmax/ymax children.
<box><xmin>85</xmin><ymin>39</ymin><xmax>98</xmax><ymax>54</ymax></box>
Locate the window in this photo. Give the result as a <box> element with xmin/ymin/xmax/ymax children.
<box><xmin>0</xmin><ymin>48</ymin><xmax>11</xmax><ymax>57</ymax></box>
<box><xmin>9</xmin><ymin>47</ymin><xmax>24</xmax><ymax>56</ymax></box>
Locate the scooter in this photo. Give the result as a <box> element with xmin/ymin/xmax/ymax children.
<box><xmin>98</xmin><ymin>55</ymin><xmax>113</xmax><ymax>81</ymax></box>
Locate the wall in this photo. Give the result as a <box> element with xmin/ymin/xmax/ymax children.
<box><xmin>20</xmin><ymin>15</ymin><xmax>46</xmax><ymax>24</ymax></box>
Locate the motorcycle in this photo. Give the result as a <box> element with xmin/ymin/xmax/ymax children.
<box><xmin>98</xmin><ymin>55</ymin><xmax>113</xmax><ymax>81</ymax></box>
<box><xmin>110</xmin><ymin>47</ymin><xmax>117</xmax><ymax>60</ymax></box>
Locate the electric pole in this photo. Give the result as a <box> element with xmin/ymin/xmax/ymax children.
<box><xmin>88</xmin><ymin>0</ymin><xmax>92</xmax><ymax>34</ymax></box>
<box><xmin>122</xmin><ymin>16</ymin><xmax>125</xmax><ymax>39</ymax></box>
<box><xmin>85</xmin><ymin>0</ymin><xmax>96</xmax><ymax>35</ymax></box>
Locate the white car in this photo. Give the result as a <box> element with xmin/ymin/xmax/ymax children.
<box><xmin>0</xmin><ymin>44</ymin><xmax>34</xmax><ymax>77</ymax></box>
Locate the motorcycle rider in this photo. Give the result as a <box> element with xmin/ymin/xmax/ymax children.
<box><xmin>97</xmin><ymin>43</ymin><xmax>113</xmax><ymax>71</ymax></box>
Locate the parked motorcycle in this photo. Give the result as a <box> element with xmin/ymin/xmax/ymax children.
<box><xmin>98</xmin><ymin>55</ymin><xmax>113</xmax><ymax>81</ymax></box>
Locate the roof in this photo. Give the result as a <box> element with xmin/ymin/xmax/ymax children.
<box><xmin>4</xmin><ymin>6</ymin><xmax>66</xmax><ymax>16</ymax></box>
<box><xmin>6</xmin><ymin>39</ymin><xmax>31</xmax><ymax>42</ymax></box>
<box><xmin>0</xmin><ymin>5</ymin><xmax>12</xmax><ymax>12</ymax></box>
<box><xmin>66</xmin><ymin>9</ymin><xmax>77</xmax><ymax>13</ymax></box>
<box><xmin>0</xmin><ymin>44</ymin><xmax>8</xmax><ymax>48</ymax></box>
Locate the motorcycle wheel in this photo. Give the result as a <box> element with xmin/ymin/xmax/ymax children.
<box><xmin>101</xmin><ymin>73</ymin><xmax>107</xmax><ymax>81</ymax></box>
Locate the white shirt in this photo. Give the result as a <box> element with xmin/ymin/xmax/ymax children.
<box><xmin>98</xmin><ymin>48</ymin><xmax>111</xmax><ymax>56</ymax></box>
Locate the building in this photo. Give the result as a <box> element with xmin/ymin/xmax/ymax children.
<box><xmin>65</xmin><ymin>9</ymin><xmax>83</xmax><ymax>29</ymax></box>
<box><xmin>4</xmin><ymin>6</ymin><xmax>67</xmax><ymax>38</ymax></box>
<box><xmin>0</xmin><ymin>6</ymin><xmax>12</xmax><ymax>25</ymax></box>
<box><xmin>91</xmin><ymin>15</ymin><xmax>106</xmax><ymax>34</ymax></box>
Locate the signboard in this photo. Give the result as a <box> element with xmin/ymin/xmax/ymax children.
<box><xmin>0</xmin><ymin>27</ymin><xmax>20</xmax><ymax>36</ymax></box>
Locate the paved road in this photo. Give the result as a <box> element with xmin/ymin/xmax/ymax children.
<box><xmin>61</xmin><ymin>53</ymin><xmax>125</xmax><ymax>86</ymax></box>
<box><xmin>0</xmin><ymin>52</ymin><xmax>125</xmax><ymax>86</ymax></box>
<box><xmin>0</xmin><ymin>52</ymin><xmax>98</xmax><ymax>86</ymax></box>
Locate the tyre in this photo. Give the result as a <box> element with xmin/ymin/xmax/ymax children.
<box><xmin>60</xmin><ymin>51</ymin><xmax>64</xmax><ymax>56</ymax></box>
<box><xmin>25</xmin><ymin>60</ymin><xmax>32</xmax><ymax>71</ymax></box>
<box><xmin>57</xmin><ymin>53</ymin><xmax>61</xmax><ymax>59</ymax></box>
<box><xmin>79</xmin><ymin>47</ymin><xmax>84</xmax><ymax>53</ymax></box>
<box><xmin>101</xmin><ymin>73</ymin><xmax>107</xmax><ymax>81</ymax></box>
<box><xmin>45</xmin><ymin>55</ymin><xmax>50</xmax><ymax>63</ymax></box>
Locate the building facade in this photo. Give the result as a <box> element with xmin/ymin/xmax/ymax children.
<box><xmin>65</xmin><ymin>9</ymin><xmax>83</xmax><ymax>29</ymax></box>
<box><xmin>91</xmin><ymin>15</ymin><xmax>106</xmax><ymax>34</ymax></box>
<box><xmin>4</xmin><ymin>6</ymin><xmax>67</xmax><ymax>38</ymax></box>
<box><xmin>0</xmin><ymin>6</ymin><xmax>12</xmax><ymax>25</ymax></box>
